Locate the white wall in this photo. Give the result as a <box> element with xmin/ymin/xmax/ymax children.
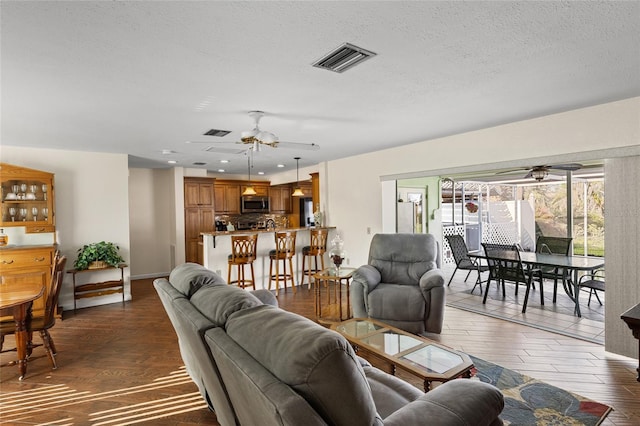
<box><xmin>1</xmin><ymin>146</ymin><xmax>131</xmax><ymax>311</ymax></box>
<box><xmin>128</xmin><ymin>168</ymin><xmax>174</xmax><ymax>278</ymax></box>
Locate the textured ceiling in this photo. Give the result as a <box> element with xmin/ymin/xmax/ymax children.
<box><xmin>2</xmin><ymin>1</ymin><xmax>639</xmax><ymax>176</ymax></box>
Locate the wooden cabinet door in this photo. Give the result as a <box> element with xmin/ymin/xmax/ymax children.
<box><xmin>214</xmin><ymin>185</ymin><xmax>226</xmax><ymax>212</ymax></box>
<box><xmin>185</xmin><ymin>180</ymin><xmax>214</xmax><ymax>208</ymax></box>
<box><xmin>225</xmin><ymin>184</ymin><xmax>240</xmax><ymax>214</ymax></box>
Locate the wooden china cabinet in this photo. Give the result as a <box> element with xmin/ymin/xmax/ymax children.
<box><xmin>0</xmin><ymin>163</ymin><xmax>57</xmax><ymax>319</ymax></box>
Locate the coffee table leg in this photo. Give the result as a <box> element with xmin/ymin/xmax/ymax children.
<box><xmin>423</xmin><ymin>379</ymin><xmax>432</xmax><ymax>392</ymax></box>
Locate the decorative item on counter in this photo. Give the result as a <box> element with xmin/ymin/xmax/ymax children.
<box><xmin>226</xmin><ymin>222</ymin><xmax>235</xmax><ymax>231</ymax></box>
<box><xmin>328</xmin><ymin>234</ymin><xmax>346</xmax><ymax>273</ymax></box>
<box><xmin>0</xmin><ymin>228</ymin><xmax>8</xmax><ymax>246</ymax></box>
<box><xmin>74</xmin><ymin>241</ymin><xmax>125</xmax><ymax>271</ymax></box>
<box><xmin>313</xmin><ymin>203</ymin><xmax>323</xmax><ymax>227</ymax></box>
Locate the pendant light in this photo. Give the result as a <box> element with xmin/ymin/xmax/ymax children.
<box><xmin>292</xmin><ymin>157</ymin><xmax>304</xmax><ymax>197</ymax></box>
<box><xmin>242</xmin><ymin>152</ymin><xmax>257</xmax><ymax>196</ymax></box>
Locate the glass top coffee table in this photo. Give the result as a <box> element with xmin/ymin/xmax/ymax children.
<box><xmin>333</xmin><ymin>318</ymin><xmax>474</xmax><ymax>392</ymax></box>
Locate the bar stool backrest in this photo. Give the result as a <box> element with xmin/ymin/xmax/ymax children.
<box><xmin>308</xmin><ymin>228</ymin><xmax>329</xmax><ymax>256</ymax></box>
<box><xmin>231</xmin><ymin>234</ymin><xmax>258</xmax><ymax>263</ymax></box>
<box><xmin>274</xmin><ymin>231</ymin><xmax>296</xmax><ymax>257</ymax></box>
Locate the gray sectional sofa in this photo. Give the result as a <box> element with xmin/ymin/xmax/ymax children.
<box><xmin>154</xmin><ymin>263</ymin><xmax>505</xmax><ymax>425</ymax></box>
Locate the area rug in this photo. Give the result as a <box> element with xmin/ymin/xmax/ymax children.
<box><xmin>471</xmin><ymin>355</ymin><xmax>612</xmax><ymax>425</ymax></box>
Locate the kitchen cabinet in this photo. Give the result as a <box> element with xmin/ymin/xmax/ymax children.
<box><xmin>184</xmin><ymin>178</ymin><xmax>216</xmax><ymax>264</ymax></box>
<box><xmin>241</xmin><ymin>182</ymin><xmax>269</xmax><ymax>197</ymax></box>
<box><xmin>214</xmin><ymin>181</ymin><xmax>241</xmax><ymax>214</ymax></box>
<box><xmin>270</xmin><ymin>184</ymin><xmax>292</xmax><ymax>214</ymax></box>
<box><xmin>0</xmin><ymin>163</ymin><xmax>55</xmax><ymax>234</ymax></box>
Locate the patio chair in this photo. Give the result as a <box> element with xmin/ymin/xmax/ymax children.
<box><xmin>536</xmin><ymin>236</ymin><xmax>572</xmax><ymax>303</ymax></box>
<box><xmin>481</xmin><ymin>243</ymin><xmax>544</xmax><ymax>313</ymax></box>
<box><xmin>445</xmin><ymin>234</ymin><xmax>488</xmax><ymax>294</ymax></box>
<box><xmin>577</xmin><ymin>269</ymin><xmax>605</xmax><ymax>311</ymax></box>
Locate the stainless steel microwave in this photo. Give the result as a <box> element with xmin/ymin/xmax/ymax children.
<box><xmin>241</xmin><ymin>196</ymin><xmax>270</xmax><ymax>213</ymax></box>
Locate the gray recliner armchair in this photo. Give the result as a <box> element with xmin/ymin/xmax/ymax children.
<box><xmin>351</xmin><ymin>233</ymin><xmax>446</xmax><ymax>335</ymax></box>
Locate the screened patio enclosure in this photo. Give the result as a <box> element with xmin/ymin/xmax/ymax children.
<box><xmin>440</xmin><ymin>174</ymin><xmax>604</xmax><ymax>265</ymax></box>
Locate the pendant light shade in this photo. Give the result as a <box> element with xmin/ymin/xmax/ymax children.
<box><xmin>292</xmin><ymin>157</ymin><xmax>304</xmax><ymax>197</ymax></box>
<box><xmin>242</xmin><ymin>153</ymin><xmax>257</xmax><ymax>196</ymax></box>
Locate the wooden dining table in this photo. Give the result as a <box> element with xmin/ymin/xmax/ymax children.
<box><xmin>468</xmin><ymin>250</ymin><xmax>604</xmax><ymax>317</ymax></box>
<box><xmin>0</xmin><ymin>275</ymin><xmax>44</xmax><ymax>380</ymax></box>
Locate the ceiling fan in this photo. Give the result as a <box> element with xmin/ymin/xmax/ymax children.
<box><xmin>190</xmin><ymin>111</ymin><xmax>320</xmax><ymax>152</ymax></box>
<box><xmin>497</xmin><ymin>163</ymin><xmax>583</xmax><ymax>181</ymax></box>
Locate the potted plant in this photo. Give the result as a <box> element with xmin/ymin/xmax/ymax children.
<box><xmin>74</xmin><ymin>241</ymin><xmax>125</xmax><ymax>270</ymax></box>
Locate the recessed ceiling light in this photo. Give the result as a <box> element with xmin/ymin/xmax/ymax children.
<box><xmin>220</xmin><ymin>159</ymin><xmax>229</xmax><ymax>163</ymax></box>
<box><xmin>167</xmin><ymin>160</ymin><xmax>177</xmax><ymax>164</ymax></box>
<box><xmin>162</xmin><ymin>149</ymin><xmax>175</xmax><ymax>155</ymax></box>
<box><xmin>277</xmin><ymin>164</ymin><xmax>285</xmax><ymax>168</ymax></box>
<box><xmin>258</xmin><ymin>171</ymin><xmax>265</xmax><ymax>175</ymax></box>
<box><xmin>218</xmin><ymin>169</ymin><xmax>225</xmax><ymax>173</ymax></box>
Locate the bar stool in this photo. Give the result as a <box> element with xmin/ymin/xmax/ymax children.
<box><xmin>300</xmin><ymin>228</ymin><xmax>329</xmax><ymax>290</ymax></box>
<box><xmin>268</xmin><ymin>231</ymin><xmax>297</xmax><ymax>296</ymax></box>
<box><xmin>228</xmin><ymin>234</ymin><xmax>258</xmax><ymax>290</ymax></box>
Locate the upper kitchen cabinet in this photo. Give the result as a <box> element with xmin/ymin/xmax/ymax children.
<box><xmin>0</xmin><ymin>163</ymin><xmax>55</xmax><ymax>234</ymax></box>
<box><xmin>240</xmin><ymin>182</ymin><xmax>269</xmax><ymax>197</ymax></box>
<box><xmin>214</xmin><ymin>180</ymin><xmax>241</xmax><ymax>214</ymax></box>
<box><xmin>269</xmin><ymin>184</ymin><xmax>292</xmax><ymax>214</ymax></box>
<box><xmin>185</xmin><ymin>179</ymin><xmax>214</xmax><ymax>208</ymax></box>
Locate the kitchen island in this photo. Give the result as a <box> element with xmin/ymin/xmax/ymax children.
<box><xmin>202</xmin><ymin>227</ymin><xmax>336</xmax><ymax>291</ymax></box>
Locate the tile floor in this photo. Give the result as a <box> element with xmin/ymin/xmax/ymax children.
<box><xmin>443</xmin><ymin>264</ymin><xmax>605</xmax><ymax>344</ymax></box>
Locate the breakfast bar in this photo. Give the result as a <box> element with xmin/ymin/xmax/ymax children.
<box><xmin>202</xmin><ymin>227</ymin><xmax>336</xmax><ymax>291</ymax></box>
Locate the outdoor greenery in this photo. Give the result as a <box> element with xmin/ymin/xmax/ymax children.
<box><xmin>74</xmin><ymin>241</ymin><xmax>124</xmax><ymax>270</ymax></box>
<box><xmin>523</xmin><ymin>181</ymin><xmax>604</xmax><ymax>257</ymax></box>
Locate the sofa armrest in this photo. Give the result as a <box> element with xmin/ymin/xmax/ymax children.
<box><xmin>351</xmin><ymin>265</ymin><xmax>382</xmax><ymax>318</ymax></box>
<box><xmin>383</xmin><ymin>379</ymin><xmax>504</xmax><ymax>426</ymax></box>
<box><xmin>250</xmin><ymin>289</ymin><xmax>279</xmax><ymax>307</ymax></box>
<box><xmin>419</xmin><ymin>268</ymin><xmax>445</xmax><ymax>292</ymax></box>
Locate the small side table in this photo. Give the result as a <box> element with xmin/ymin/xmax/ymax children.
<box><xmin>621</xmin><ymin>303</ymin><xmax>640</xmax><ymax>382</ymax></box>
<box><xmin>68</xmin><ymin>264</ymin><xmax>127</xmax><ymax>312</ymax></box>
<box><xmin>314</xmin><ymin>267</ymin><xmax>355</xmax><ymax>324</ymax></box>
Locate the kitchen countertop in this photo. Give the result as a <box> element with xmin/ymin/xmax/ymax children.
<box><xmin>201</xmin><ymin>226</ymin><xmax>335</xmax><ymax>237</ymax></box>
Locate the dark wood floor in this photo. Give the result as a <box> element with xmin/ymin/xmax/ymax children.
<box><xmin>1</xmin><ymin>278</ymin><xmax>639</xmax><ymax>425</ymax></box>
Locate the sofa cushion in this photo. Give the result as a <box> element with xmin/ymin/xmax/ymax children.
<box><xmin>168</xmin><ymin>262</ymin><xmax>226</xmax><ymax>298</ymax></box>
<box><xmin>225</xmin><ymin>307</ymin><xmax>380</xmax><ymax>426</ymax></box>
<box><xmin>368</xmin><ymin>284</ymin><xmax>426</xmax><ymax>321</ymax></box>
<box><xmin>190</xmin><ymin>284</ymin><xmax>264</xmax><ymax>327</ymax></box>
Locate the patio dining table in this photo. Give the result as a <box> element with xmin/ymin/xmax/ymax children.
<box><xmin>468</xmin><ymin>250</ymin><xmax>604</xmax><ymax>317</ymax></box>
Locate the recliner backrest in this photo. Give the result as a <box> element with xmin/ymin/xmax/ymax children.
<box><xmin>368</xmin><ymin>233</ymin><xmax>439</xmax><ymax>285</ymax></box>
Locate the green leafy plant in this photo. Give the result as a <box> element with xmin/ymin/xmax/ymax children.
<box><xmin>74</xmin><ymin>241</ymin><xmax>124</xmax><ymax>270</ymax></box>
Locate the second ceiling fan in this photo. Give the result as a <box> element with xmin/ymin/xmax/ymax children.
<box><xmin>497</xmin><ymin>163</ymin><xmax>582</xmax><ymax>181</ymax></box>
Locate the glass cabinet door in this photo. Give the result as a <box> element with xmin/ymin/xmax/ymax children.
<box><xmin>0</xmin><ymin>163</ymin><xmax>55</xmax><ymax>233</ymax></box>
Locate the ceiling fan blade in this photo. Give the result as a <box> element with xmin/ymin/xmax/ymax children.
<box><xmin>548</xmin><ymin>163</ymin><xmax>582</xmax><ymax>171</ymax></box>
<box><xmin>273</xmin><ymin>141</ymin><xmax>320</xmax><ymax>150</ymax></box>
<box><xmin>495</xmin><ymin>167</ymin><xmax>528</xmax><ymax>175</ymax></box>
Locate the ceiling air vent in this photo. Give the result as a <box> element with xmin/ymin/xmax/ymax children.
<box><xmin>192</xmin><ymin>162</ymin><xmax>207</xmax><ymax>166</ymax></box>
<box><xmin>203</xmin><ymin>129</ymin><xmax>231</xmax><ymax>137</ymax></box>
<box><xmin>312</xmin><ymin>42</ymin><xmax>377</xmax><ymax>73</ymax></box>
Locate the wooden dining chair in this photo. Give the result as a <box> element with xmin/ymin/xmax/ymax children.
<box><xmin>0</xmin><ymin>252</ymin><xmax>67</xmax><ymax>369</ymax></box>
